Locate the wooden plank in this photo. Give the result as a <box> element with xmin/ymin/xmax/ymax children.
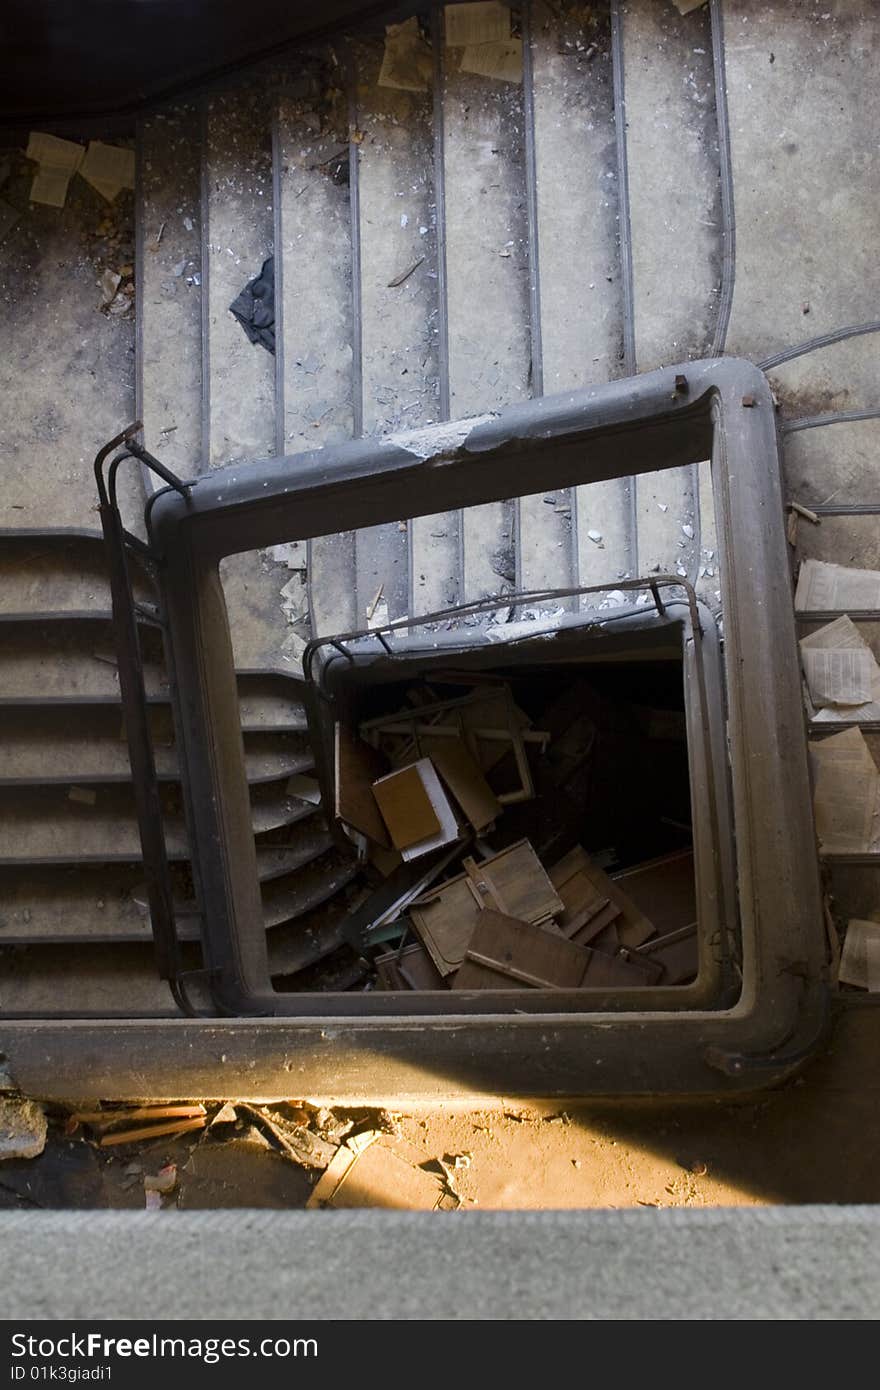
<box><xmin>453</xmin><ymin>910</ymin><xmax>590</xmax><ymax>990</ymax></box>
<box><xmin>550</xmin><ymin>845</ymin><xmax>623</xmax><ymax>944</ymax></box>
<box><xmin>463</xmin><ymin>839</ymin><xmax>563</xmax><ymax>924</ymax></box>
<box><xmin>374</xmin><ymin>941</ymin><xmax>447</xmax><ymax>992</ymax></box>
<box><xmin>372</xmin><ymin>763</ymin><xmax>441</xmax><ymax>849</ymax></box>
<box><xmin>334</xmin><ymin>722</ymin><xmax>390</xmax><ymax>847</ymax></box>
<box><xmin>410</xmin><ymin>871</ymin><xmax>483</xmax><ymax>976</ymax></box>
<box><xmin>430</xmin><ymin>738</ymin><xmax>501</xmax><ymax>832</ymax></box>
<box><xmin>550</xmin><ymin>845</ymin><xmax>655</xmax><ymax>948</ymax></box>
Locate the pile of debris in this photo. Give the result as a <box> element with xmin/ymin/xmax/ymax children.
<box><xmin>328</xmin><ymin>676</ymin><xmax>699</xmax><ymax>992</ymax></box>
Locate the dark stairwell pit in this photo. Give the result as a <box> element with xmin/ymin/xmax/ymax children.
<box><xmin>300</xmin><ymin>598</ymin><xmax>737</xmax><ymax>1013</ymax></box>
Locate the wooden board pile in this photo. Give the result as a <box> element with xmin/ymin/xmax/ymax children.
<box><xmin>332</xmin><ymin>682</ymin><xmax>698</xmax><ymax>992</ymax></box>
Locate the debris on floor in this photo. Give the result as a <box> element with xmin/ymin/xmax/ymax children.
<box><xmin>0</xmin><ymin>1097</ymin><xmax>47</xmax><ymax>1160</ymax></box>
<box><xmin>444</xmin><ymin>2</ymin><xmax>511</xmax><ymax>48</ymax></box>
<box><xmin>331</xmin><ymin>668</ymin><xmax>699</xmax><ymax>991</ymax></box>
<box><xmin>459</xmin><ymin>38</ymin><xmax>523</xmax><ymax>84</ymax></box>
<box><xmin>378</xmin><ymin>16</ymin><xmax>432</xmax><ymax>92</ymax></box>
<box><xmin>229</xmin><ymin>255</ymin><xmax>276</xmax><ymax>354</ymax></box>
<box><xmin>66</xmin><ymin>1103</ymin><xmax>208</xmax><ymax>1148</ymax></box>
<box><xmin>307</xmin><ymin>1128</ymin><xmax>457</xmax><ymax>1210</ymax></box>
<box><xmin>25</xmin><ymin>131</ymin><xmax>84</xmax><ymax>208</ymax></box>
<box><xmin>838</xmin><ymin>918</ymin><xmax>880</xmax><ymax>991</ymax></box>
<box><xmin>78</xmin><ymin>141</ymin><xmax>135</xmax><ymax>203</ymax></box>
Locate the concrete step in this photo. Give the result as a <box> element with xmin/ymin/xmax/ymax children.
<box><xmin>441</xmin><ymin>11</ymin><xmax>530</xmax><ymax>604</ymax></box>
<box><xmin>0</xmin><ymin>944</ymin><xmax>188</xmax><ymax>1018</ymax></box>
<box><xmin>137</xmin><ymin>103</ymin><xmax>203</xmax><ymax>476</ymax></box>
<box><xmin>0</xmin><ymin>614</ymin><xmax>307</xmax><ymax>729</ymax></box>
<box><xmin>351</xmin><ymin>32</ymin><xmax>439</xmax><ymax>626</ymax></box>
<box><xmin>0</xmin><ymin>615</ymin><xmax>168</xmax><ymax>700</ymax></box>
<box><xmin>0</xmin><ymin>780</ymin><xmax>319</xmax><ymax>865</ymax></box>
<box><xmin>275</xmin><ymin>59</ymin><xmax>358</xmax><ymax>637</ymax></box>
<box><xmin>0</xmin><ymin>531</ymin><xmax>151</xmax><ymax>614</ymax></box>
<box><xmin>622</xmin><ymin>0</ymin><xmax>718</xmax><ymax>581</ymax></box>
<box><xmin>527</xmin><ymin>0</ymin><xmax>631</xmax><ymax>594</ymax></box>
<box><xmin>0</xmin><ymin>707</ymin><xmax>313</xmax><ymax>786</ymax></box>
<box><xmin>203</xmin><ymin>85</ymin><xmax>275</xmax><ymax>468</ymax></box>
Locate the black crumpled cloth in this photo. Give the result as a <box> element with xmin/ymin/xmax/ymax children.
<box><xmin>229</xmin><ymin>255</ymin><xmax>275</xmax><ymax>354</ymax></box>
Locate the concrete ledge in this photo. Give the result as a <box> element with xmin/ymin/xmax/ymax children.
<box><xmin>0</xmin><ymin>1206</ymin><xmax>877</xmax><ymax>1320</ymax></box>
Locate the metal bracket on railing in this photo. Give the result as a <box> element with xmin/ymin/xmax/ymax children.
<box><xmin>94</xmin><ymin>424</ymin><xmax>199</xmax><ymax>1017</ymax></box>
<box><xmin>302</xmin><ymin>574</ymin><xmax>704</xmax><ymax>684</ymax></box>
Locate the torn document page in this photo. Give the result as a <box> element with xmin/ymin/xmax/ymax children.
<box><xmin>839</xmin><ymin>918</ymin><xmax>880</xmax><ymax>991</ymax></box>
<box><xmin>460</xmin><ymin>37</ymin><xmax>523</xmax><ymax>83</ymax></box>
<box><xmin>378</xmin><ymin>16</ymin><xmax>433</xmax><ymax>91</ymax></box>
<box><xmin>810</xmin><ymin>727</ymin><xmax>880</xmax><ymax>854</ymax></box>
<box><xmin>444</xmin><ymin>1</ymin><xmax>510</xmax><ymax>47</ymax></box>
<box><xmin>801</xmin><ymin>648</ymin><xmax>873</xmax><ymax>708</ymax></box>
<box><xmin>795</xmin><ymin>559</ymin><xmax>880</xmax><ymax>613</ymax></box>
<box><xmin>26</xmin><ymin>132</ymin><xmax>84</xmax><ymax>208</ymax></box>
<box><xmin>800</xmin><ymin>615</ymin><xmax>880</xmax><ymax>717</ymax></box>
<box><xmin>78</xmin><ymin>141</ymin><xmax>136</xmax><ymax>203</ymax></box>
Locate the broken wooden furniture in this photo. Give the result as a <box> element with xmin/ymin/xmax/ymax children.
<box><xmin>66</xmin><ymin>358</ymin><xmax>829</xmax><ymax>1099</ymax></box>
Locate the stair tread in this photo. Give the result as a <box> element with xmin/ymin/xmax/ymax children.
<box><xmin>0</xmin><ymin>782</ymin><xmax>316</xmax><ymax>864</ymax></box>
<box><xmin>352</xmin><ymin>33</ymin><xmax>439</xmax><ymax>625</ymax></box>
<box><xmin>624</xmin><ymin>0</ymin><xmax>715</xmax><ymax>578</ymax></box>
<box><xmin>138</xmin><ymin>104</ymin><xmax>204</xmax><ymax>477</ymax></box>
<box><xmin>0</xmin><ymin>943</ymin><xmax>188</xmax><ymax>1017</ymax></box>
<box><xmin>275</xmin><ymin>71</ymin><xmax>357</xmax><ymax>637</ymax></box>
<box><xmin>204</xmin><ymin>86</ymin><xmax>275</xmax><ymax>468</ymax></box>
<box><xmin>0</xmin><ymin>533</ymin><xmax>150</xmax><ymax>614</ymax></box>
<box><xmin>443</xmin><ymin>35</ymin><xmax>530</xmax><ymax>603</ymax></box>
<box><xmin>0</xmin><ymin>711</ymin><xmax>313</xmax><ymax>786</ymax></box>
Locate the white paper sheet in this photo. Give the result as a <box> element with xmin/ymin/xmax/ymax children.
<box><xmin>460</xmin><ymin>37</ymin><xmax>523</xmax><ymax>83</ymax></box>
<box><xmin>810</xmin><ymin>727</ymin><xmax>880</xmax><ymax>854</ymax></box>
<box><xmin>26</xmin><ymin>131</ymin><xmax>85</xmax><ymax>208</ymax></box>
<box><xmin>839</xmin><ymin>918</ymin><xmax>880</xmax><ymax>990</ymax></box>
<box><xmin>444</xmin><ymin>2</ymin><xmax>510</xmax><ymax>47</ymax></box>
<box><xmin>801</xmin><ymin>615</ymin><xmax>880</xmax><ymax>721</ymax></box>
<box><xmin>795</xmin><ymin>559</ymin><xmax>880</xmax><ymax>613</ymax></box>
<box><xmin>378</xmin><ymin>16</ymin><xmax>432</xmax><ymax>91</ymax></box>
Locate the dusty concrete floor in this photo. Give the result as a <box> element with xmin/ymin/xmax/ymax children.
<box><xmin>1</xmin><ymin>1005</ymin><xmax>878</xmax><ymax>1211</ymax></box>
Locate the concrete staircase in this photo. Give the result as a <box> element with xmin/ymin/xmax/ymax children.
<box><xmin>2</xmin><ymin>0</ymin><xmax>879</xmax><ymax>1018</ymax></box>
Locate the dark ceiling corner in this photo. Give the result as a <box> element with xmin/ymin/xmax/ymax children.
<box><xmin>0</xmin><ymin>0</ymin><xmax>409</xmax><ymax>129</ymax></box>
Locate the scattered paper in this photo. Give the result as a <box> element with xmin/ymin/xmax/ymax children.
<box><xmin>367</xmin><ymin>598</ymin><xmax>390</xmax><ymax>630</ymax></box>
<box><xmin>810</xmin><ymin>728</ymin><xmax>880</xmax><ymax>854</ymax></box>
<box><xmin>839</xmin><ymin>919</ymin><xmax>880</xmax><ymax>991</ymax></box>
<box><xmin>285</xmin><ymin>774</ymin><xmax>322</xmax><ymax>805</ymax></box>
<box><xmin>460</xmin><ymin>37</ymin><xmax>523</xmax><ymax>83</ymax></box>
<box><xmin>99</xmin><ymin>268</ymin><xmax>122</xmax><ymax>306</ymax></box>
<box><xmin>378</xmin><ymin>16</ymin><xmax>432</xmax><ymax>91</ymax></box>
<box><xmin>68</xmin><ymin>785</ymin><xmax>97</xmax><ymax>806</ymax></box>
<box><xmin>801</xmin><ymin>649</ymin><xmax>873</xmax><ymax>708</ymax></box>
<box><xmin>800</xmin><ymin>616</ymin><xmax>880</xmax><ymax>717</ymax></box>
<box><xmin>795</xmin><ymin>559</ymin><xmax>880</xmax><ymax>613</ymax></box>
<box><xmin>26</xmin><ymin>131</ymin><xmax>84</xmax><ymax>208</ymax></box>
<box><xmin>445</xmin><ymin>1</ymin><xmax>510</xmax><ymax>47</ymax></box>
<box><xmin>79</xmin><ymin>141</ymin><xmax>135</xmax><ymax>203</ymax></box>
